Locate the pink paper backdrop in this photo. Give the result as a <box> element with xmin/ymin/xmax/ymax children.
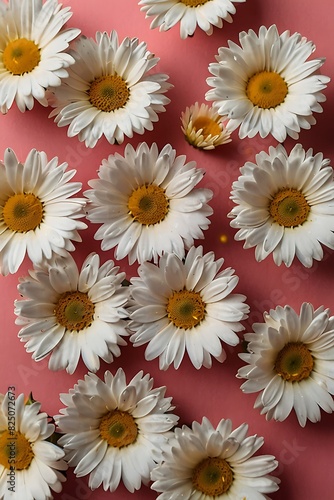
<box><xmin>1</xmin><ymin>0</ymin><xmax>334</xmax><ymax>498</ymax></box>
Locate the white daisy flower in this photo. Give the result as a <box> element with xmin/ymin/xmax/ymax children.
<box><xmin>84</xmin><ymin>142</ymin><xmax>213</xmax><ymax>265</ymax></box>
<box><xmin>0</xmin><ymin>148</ymin><xmax>87</xmax><ymax>276</ymax></box>
<box><xmin>206</xmin><ymin>24</ymin><xmax>330</xmax><ymax>142</ymax></box>
<box><xmin>0</xmin><ymin>0</ymin><xmax>80</xmax><ymax>113</ymax></box>
<box><xmin>237</xmin><ymin>303</ymin><xmax>334</xmax><ymax>427</ymax></box>
<box><xmin>55</xmin><ymin>368</ymin><xmax>179</xmax><ymax>493</ymax></box>
<box><xmin>48</xmin><ymin>31</ymin><xmax>172</xmax><ymax>148</ymax></box>
<box><xmin>0</xmin><ymin>392</ymin><xmax>67</xmax><ymax>499</ymax></box>
<box><xmin>128</xmin><ymin>245</ymin><xmax>249</xmax><ymax>370</ymax></box>
<box><xmin>14</xmin><ymin>252</ymin><xmax>130</xmax><ymax>374</ymax></box>
<box><xmin>151</xmin><ymin>416</ymin><xmax>280</xmax><ymax>499</ymax></box>
<box><xmin>138</xmin><ymin>0</ymin><xmax>246</xmax><ymax>39</ymax></box>
<box><xmin>181</xmin><ymin>102</ymin><xmax>232</xmax><ymax>150</ymax></box>
<box><xmin>228</xmin><ymin>143</ymin><xmax>334</xmax><ymax>268</ymax></box>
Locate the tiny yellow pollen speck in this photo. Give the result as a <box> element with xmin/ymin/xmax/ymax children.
<box><xmin>219</xmin><ymin>234</ymin><xmax>228</xmax><ymax>243</ymax></box>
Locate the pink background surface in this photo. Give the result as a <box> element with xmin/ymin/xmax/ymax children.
<box><xmin>1</xmin><ymin>0</ymin><xmax>334</xmax><ymax>498</ymax></box>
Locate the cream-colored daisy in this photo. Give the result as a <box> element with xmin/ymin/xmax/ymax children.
<box><xmin>181</xmin><ymin>102</ymin><xmax>231</xmax><ymax>150</ymax></box>
<box><xmin>84</xmin><ymin>142</ymin><xmax>213</xmax><ymax>265</ymax></box>
<box><xmin>0</xmin><ymin>148</ymin><xmax>87</xmax><ymax>275</ymax></box>
<box><xmin>228</xmin><ymin>143</ymin><xmax>334</xmax><ymax>268</ymax></box>
<box><xmin>0</xmin><ymin>392</ymin><xmax>67</xmax><ymax>499</ymax></box>
<box><xmin>206</xmin><ymin>25</ymin><xmax>330</xmax><ymax>142</ymax></box>
<box><xmin>151</xmin><ymin>416</ymin><xmax>280</xmax><ymax>498</ymax></box>
<box><xmin>0</xmin><ymin>0</ymin><xmax>80</xmax><ymax>113</ymax></box>
<box><xmin>139</xmin><ymin>0</ymin><xmax>246</xmax><ymax>39</ymax></box>
<box><xmin>238</xmin><ymin>303</ymin><xmax>334</xmax><ymax>427</ymax></box>
<box><xmin>55</xmin><ymin>368</ymin><xmax>179</xmax><ymax>493</ymax></box>
<box><xmin>48</xmin><ymin>31</ymin><xmax>172</xmax><ymax>148</ymax></box>
<box><xmin>128</xmin><ymin>245</ymin><xmax>249</xmax><ymax>370</ymax></box>
<box><xmin>15</xmin><ymin>252</ymin><xmax>130</xmax><ymax>374</ymax></box>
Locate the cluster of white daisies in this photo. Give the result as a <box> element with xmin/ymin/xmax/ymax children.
<box><xmin>0</xmin><ymin>373</ymin><xmax>280</xmax><ymax>498</ymax></box>
<box><xmin>2</xmin><ymin>140</ymin><xmax>334</xmax><ymax>278</ymax></box>
<box><xmin>4</xmin><ymin>303</ymin><xmax>334</xmax><ymax>499</ymax></box>
<box><xmin>0</xmin><ymin>0</ymin><xmax>329</xmax><ymax>146</ymax></box>
<box><xmin>0</xmin><ymin>0</ymin><xmax>334</xmax><ymax>498</ymax></box>
<box><xmin>0</xmin><ymin>0</ymin><xmax>333</xmax><ymax>272</ymax></box>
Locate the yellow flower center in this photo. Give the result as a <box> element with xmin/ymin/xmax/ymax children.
<box><xmin>246</xmin><ymin>71</ymin><xmax>288</xmax><ymax>109</ymax></box>
<box><xmin>99</xmin><ymin>410</ymin><xmax>138</xmax><ymax>448</ymax></box>
<box><xmin>2</xmin><ymin>193</ymin><xmax>43</xmax><ymax>233</ymax></box>
<box><xmin>192</xmin><ymin>116</ymin><xmax>222</xmax><ymax>138</ymax></box>
<box><xmin>275</xmin><ymin>342</ymin><xmax>314</xmax><ymax>382</ymax></box>
<box><xmin>54</xmin><ymin>291</ymin><xmax>95</xmax><ymax>332</ymax></box>
<box><xmin>0</xmin><ymin>430</ymin><xmax>34</xmax><ymax>470</ymax></box>
<box><xmin>192</xmin><ymin>457</ymin><xmax>233</xmax><ymax>496</ymax></box>
<box><xmin>269</xmin><ymin>188</ymin><xmax>310</xmax><ymax>227</ymax></box>
<box><xmin>180</xmin><ymin>0</ymin><xmax>210</xmax><ymax>6</ymax></box>
<box><xmin>167</xmin><ymin>289</ymin><xmax>205</xmax><ymax>329</ymax></box>
<box><xmin>89</xmin><ymin>75</ymin><xmax>130</xmax><ymax>112</ymax></box>
<box><xmin>128</xmin><ymin>184</ymin><xmax>169</xmax><ymax>225</ymax></box>
<box><xmin>3</xmin><ymin>38</ymin><xmax>40</xmax><ymax>75</ymax></box>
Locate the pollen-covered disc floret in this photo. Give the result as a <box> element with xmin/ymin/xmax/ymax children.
<box><xmin>151</xmin><ymin>416</ymin><xmax>280</xmax><ymax>498</ymax></box>
<box><xmin>206</xmin><ymin>24</ymin><xmax>330</xmax><ymax>142</ymax></box>
<box><xmin>128</xmin><ymin>246</ymin><xmax>249</xmax><ymax>370</ymax></box>
<box><xmin>48</xmin><ymin>31</ymin><xmax>172</xmax><ymax>148</ymax></box>
<box><xmin>228</xmin><ymin>143</ymin><xmax>334</xmax><ymax>268</ymax></box>
<box><xmin>84</xmin><ymin>143</ymin><xmax>213</xmax><ymax>265</ymax></box>
<box><xmin>237</xmin><ymin>303</ymin><xmax>334</xmax><ymax>427</ymax></box>
<box><xmin>14</xmin><ymin>252</ymin><xmax>130</xmax><ymax>374</ymax></box>
<box><xmin>0</xmin><ymin>392</ymin><xmax>67</xmax><ymax>498</ymax></box>
<box><xmin>0</xmin><ymin>0</ymin><xmax>80</xmax><ymax>113</ymax></box>
<box><xmin>181</xmin><ymin>102</ymin><xmax>232</xmax><ymax>150</ymax></box>
<box><xmin>139</xmin><ymin>0</ymin><xmax>245</xmax><ymax>39</ymax></box>
<box><xmin>0</xmin><ymin>148</ymin><xmax>87</xmax><ymax>275</ymax></box>
<box><xmin>55</xmin><ymin>368</ymin><xmax>179</xmax><ymax>493</ymax></box>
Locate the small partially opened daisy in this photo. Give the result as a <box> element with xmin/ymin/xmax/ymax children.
<box><xmin>0</xmin><ymin>0</ymin><xmax>80</xmax><ymax>113</ymax></box>
<box><xmin>15</xmin><ymin>252</ymin><xmax>130</xmax><ymax>374</ymax></box>
<box><xmin>181</xmin><ymin>102</ymin><xmax>231</xmax><ymax>150</ymax></box>
<box><xmin>139</xmin><ymin>0</ymin><xmax>246</xmax><ymax>39</ymax></box>
<box><xmin>85</xmin><ymin>142</ymin><xmax>213</xmax><ymax>265</ymax></box>
<box><xmin>151</xmin><ymin>416</ymin><xmax>280</xmax><ymax>498</ymax></box>
<box><xmin>228</xmin><ymin>143</ymin><xmax>334</xmax><ymax>267</ymax></box>
<box><xmin>238</xmin><ymin>303</ymin><xmax>334</xmax><ymax>427</ymax></box>
<box><xmin>206</xmin><ymin>24</ymin><xmax>330</xmax><ymax>142</ymax></box>
<box><xmin>0</xmin><ymin>148</ymin><xmax>87</xmax><ymax>275</ymax></box>
<box><xmin>55</xmin><ymin>369</ymin><xmax>179</xmax><ymax>493</ymax></box>
<box><xmin>48</xmin><ymin>31</ymin><xmax>172</xmax><ymax>148</ymax></box>
<box><xmin>128</xmin><ymin>246</ymin><xmax>249</xmax><ymax>370</ymax></box>
<box><xmin>0</xmin><ymin>392</ymin><xmax>67</xmax><ymax>499</ymax></box>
